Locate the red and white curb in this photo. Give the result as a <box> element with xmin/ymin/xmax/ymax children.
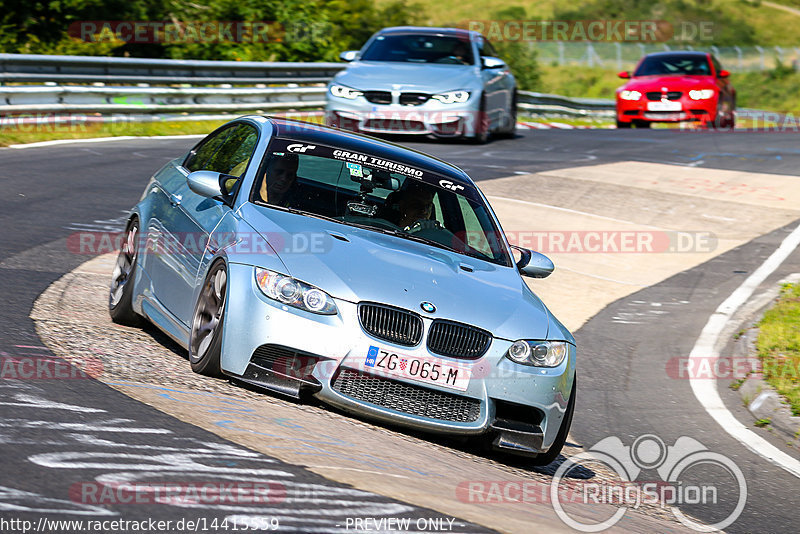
<box><xmin>516</xmin><ymin>121</ymin><xmax>613</xmax><ymax>130</ymax></box>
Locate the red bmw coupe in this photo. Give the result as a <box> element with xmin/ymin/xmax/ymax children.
<box><xmin>615</xmin><ymin>51</ymin><xmax>736</xmax><ymax>129</ymax></box>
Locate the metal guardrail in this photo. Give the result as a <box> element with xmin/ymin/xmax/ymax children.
<box><xmin>0</xmin><ymin>85</ymin><xmax>326</xmax><ymax>113</ymax></box>
<box><xmin>1</xmin><ymin>86</ymin><xmax>614</xmax><ymax>117</ymax></box>
<box><xmin>0</xmin><ymin>53</ymin><xmax>344</xmax><ymax>85</ymax></box>
<box><xmin>518</xmin><ymin>91</ymin><xmax>614</xmax><ymax>117</ymax></box>
<box><xmin>0</xmin><ymin>54</ymin><xmax>618</xmax><ymax>117</ymax></box>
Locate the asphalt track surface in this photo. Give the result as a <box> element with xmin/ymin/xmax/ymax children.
<box><xmin>1</xmin><ymin>127</ymin><xmax>800</xmax><ymax>533</ymax></box>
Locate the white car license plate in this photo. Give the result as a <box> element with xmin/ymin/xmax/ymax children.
<box><xmin>647</xmin><ymin>101</ymin><xmax>682</xmax><ymax>111</ymax></box>
<box><xmin>363</xmin><ymin>345</ymin><xmax>471</xmax><ymax>391</ymax></box>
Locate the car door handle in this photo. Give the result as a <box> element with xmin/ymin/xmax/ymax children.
<box><xmin>169</xmin><ymin>193</ymin><xmax>182</xmax><ymax>207</ymax></box>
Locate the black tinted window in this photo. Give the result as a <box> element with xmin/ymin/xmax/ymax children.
<box><xmin>184</xmin><ymin>123</ymin><xmax>258</xmax><ymax>176</ymax></box>
<box><xmin>361</xmin><ymin>34</ymin><xmax>474</xmax><ymax>65</ymax></box>
<box><xmin>634</xmin><ymin>55</ymin><xmax>711</xmax><ymax>76</ymax></box>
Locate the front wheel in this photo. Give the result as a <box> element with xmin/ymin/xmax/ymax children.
<box><xmin>109</xmin><ymin>218</ymin><xmax>143</xmax><ymax>326</ymax></box>
<box><xmin>189</xmin><ymin>260</ymin><xmax>227</xmax><ymax>377</ymax></box>
<box><xmin>471</xmin><ymin>95</ymin><xmax>490</xmax><ymax>144</ymax></box>
<box><xmin>530</xmin><ymin>377</ymin><xmax>576</xmax><ymax>466</ymax></box>
<box><xmin>496</xmin><ymin>92</ymin><xmax>517</xmax><ymax>139</ymax></box>
<box><xmin>616</xmin><ymin>120</ymin><xmax>631</xmax><ymax>129</ymax></box>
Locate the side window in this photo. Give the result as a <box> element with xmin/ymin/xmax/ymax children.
<box><xmin>184</xmin><ymin>126</ymin><xmax>234</xmax><ymax>172</ymax></box>
<box><xmin>711</xmin><ymin>56</ymin><xmax>722</xmax><ymax>76</ymax></box>
<box><xmin>457</xmin><ymin>195</ymin><xmax>492</xmax><ymax>255</ymax></box>
<box><xmin>183</xmin><ymin>124</ymin><xmax>258</xmax><ymax>177</ymax></box>
<box><xmin>479</xmin><ymin>37</ymin><xmax>497</xmax><ymax>57</ymax></box>
<box><xmin>204</xmin><ymin>124</ymin><xmax>259</xmax><ymax>177</ymax></box>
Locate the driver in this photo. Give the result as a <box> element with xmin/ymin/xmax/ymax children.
<box><xmin>450</xmin><ymin>40</ymin><xmax>472</xmax><ymax>65</ymax></box>
<box><xmin>259</xmin><ymin>153</ymin><xmax>301</xmax><ymax>207</ymax></box>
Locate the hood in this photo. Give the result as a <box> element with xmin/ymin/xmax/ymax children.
<box><xmin>333</xmin><ymin>61</ymin><xmax>480</xmax><ymax>93</ymax></box>
<box><xmin>619</xmin><ymin>75</ymin><xmax>717</xmax><ymax>92</ymax></box>
<box><xmin>237</xmin><ymin>203</ymin><xmax>552</xmax><ymax>340</ymax></box>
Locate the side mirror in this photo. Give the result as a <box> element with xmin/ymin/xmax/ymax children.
<box><xmin>511</xmin><ymin>246</ymin><xmax>554</xmax><ymax>278</ymax></box>
<box><xmin>617</xmin><ymin>71</ymin><xmax>630</xmax><ymax>79</ymax></box>
<box><xmin>187</xmin><ymin>170</ymin><xmax>234</xmax><ymax>205</ymax></box>
<box><xmin>339</xmin><ymin>50</ymin><xmax>358</xmax><ymax>62</ymax></box>
<box><xmin>718</xmin><ymin>69</ymin><xmax>730</xmax><ymax>78</ymax></box>
<box><xmin>481</xmin><ymin>56</ymin><xmax>506</xmax><ymax>69</ymax></box>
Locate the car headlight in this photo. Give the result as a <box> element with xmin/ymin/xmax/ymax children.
<box><xmin>619</xmin><ymin>90</ymin><xmax>642</xmax><ymax>101</ymax></box>
<box><xmin>330</xmin><ymin>84</ymin><xmax>363</xmax><ymax>100</ymax></box>
<box><xmin>255</xmin><ymin>268</ymin><xmax>337</xmax><ymax>315</ymax></box>
<box><xmin>689</xmin><ymin>89</ymin><xmax>715</xmax><ymax>100</ymax></box>
<box><xmin>431</xmin><ymin>90</ymin><xmax>470</xmax><ymax>104</ymax></box>
<box><xmin>506</xmin><ymin>340</ymin><xmax>568</xmax><ymax>367</ymax></box>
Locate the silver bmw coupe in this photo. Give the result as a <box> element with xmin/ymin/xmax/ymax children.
<box><xmin>109</xmin><ymin>117</ymin><xmax>575</xmax><ymax>463</ymax></box>
<box><xmin>325</xmin><ymin>27</ymin><xmax>517</xmax><ymax>143</ymax></box>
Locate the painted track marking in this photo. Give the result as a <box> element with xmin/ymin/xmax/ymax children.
<box><xmin>688</xmin><ymin>222</ymin><xmax>800</xmax><ymax>478</ymax></box>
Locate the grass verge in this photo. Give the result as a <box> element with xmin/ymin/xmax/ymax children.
<box><xmin>757</xmin><ymin>282</ymin><xmax>800</xmax><ymax>416</ymax></box>
<box><xmin>0</xmin><ymin>119</ymin><xmax>227</xmax><ymax>148</ymax></box>
<box><xmin>0</xmin><ymin>113</ymin><xmax>326</xmax><ymax>148</ymax></box>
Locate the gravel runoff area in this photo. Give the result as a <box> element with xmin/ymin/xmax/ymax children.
<box><xmin>31</xmin><ymin>253</ymin><xmax>700</xmax><ymax>533</ymax></box>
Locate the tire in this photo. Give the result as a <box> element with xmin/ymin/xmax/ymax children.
<box><xmin>189</xmin><ymin>259</ymin><xmax>227</xmax><ymax>377</ymax></box>
<box><xmin>471</xmin><ymin>95</ymin><xmax>490</xmax><ymax>144</ymax></box>
<box><xmin>616</xmin><ymin>120</ymin><xmax>631</xmax><ymax>129</ymax></box>
<box><xmin>530</xmin><ymin>377</ymin><xmax>576</xmax><ymax>466</ymax></box>
<box><xmin>496</xmin><ymin>91</ymin><xmax>518</xmax><ymax>139</ymax></box>
<box><xmin>109</xmin><ymin>218</ymin><xmax>143</xmax><ymax>326</ymax></box>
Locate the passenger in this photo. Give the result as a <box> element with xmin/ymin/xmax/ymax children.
<box><xmin>381</xmin><ymin>180</ymin><xmax>438</xmax><ymax>230</ymax></box>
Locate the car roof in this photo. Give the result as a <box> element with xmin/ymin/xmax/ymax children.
<box><xmin>265</xmin><ymin>117</ymin><xmax>473</xmax><ymax>185</ymax></box>
<box><xmin>644</xmin><ymin>51</ymin><xmax>710</xmax><ymax>58</ymax></box>
<box><xmin>376</xmin><ymin>26</ymin><xmax>479</xmax><ymax>40</ymax></box>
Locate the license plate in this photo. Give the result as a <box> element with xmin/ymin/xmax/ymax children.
<box><xmin>363</xmin><ymin>345</ymin><xmax>471</xmax><ymax>391</ymax></box>
<box><xmin>644</xmin><ymin>112</ymin><xmax>684</xmax><ymax>120</ymax></box>
<box><xmin>647</xmin><ymin>101</ymin><xmax>682</xmax><ymax>111</ymax></box>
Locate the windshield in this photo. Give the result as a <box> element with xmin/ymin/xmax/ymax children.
<box><xmin>251</xmin><ymin>139</ymin><xmax>510</xmax><ymax>266</ymax></box>
<box><xmin>360</xmin><ymin>34</ymin><xmax>475</xmax><ymax>65</ymax></box>
<box><xmin>634</xmin><ymin>55</ymin><xmax>711</xmax><ymax>76</ymax></box>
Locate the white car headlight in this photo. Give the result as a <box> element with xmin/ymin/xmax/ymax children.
<box><xmin>619</xmin><ymin>90</ymin><xmax>642</xmax><ymax>101</ymax></box>
<box><xmin>330</xmin><ymin>84</ymin><xmax>363</xmax><ymax>100</ymax></box>
<box><xmin>255</xmin><ymin>268</ymin><xmax>337</xmax><ymax>315</ymax></box>
<box><xmin>431</xmin><ymin>90</ymin><xmax>470</xmax><ymax>104</ymax></box>
<box><xmin>689</xmin><ymin>89</ymin><xmax>715</xmax><ymax>100</ymax></box>
<box><xmin>506</xmin><ymin>340</ymin><xmax>568</xmax><ymax>367</ymax></box>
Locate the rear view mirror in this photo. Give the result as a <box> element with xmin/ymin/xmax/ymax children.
<box><xmin>618</xmin><ymin>71</ymin><xmax>630</xmax><ymax>79</ymax></box>
<box><xmin>718</xmin><ymin>69</ymin><xmax>730</xmax><ymax>78</ymax></box>
<box><xmin>511</xmin><ymin>246</ymin><xmax>554</xmax><ymax>278</ymax></box>
<box><xmin>339</xmin><ymin>50</ymin><xmax>358</xmax><ymax>62</ymax></box>
<box><xmin>349</xmin><ymin>167</ymin><xmax>399</xmax><ymax>191</ymax></box>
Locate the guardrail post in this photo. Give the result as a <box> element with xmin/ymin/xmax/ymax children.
<box><xmin>775</xmin><ymin>46</ymin><xmax>784</xmax><ymax>66</ymax></box>
<box><xmin>734</xmin><ymin>46</ymin><xmax>742</xmax><ymax>71</ymax></box>
<box><xmin>558</xmin><ymin>41</ymin><xmax>565</xmax><ymax>65</ymax></box>
<box><xmin>615</xmin><ymin>42</ymin><xmax>622</xmax><ymax>70</ymax></box>
<box><xmin>755</xmin><ymin>46</ymin><xmax>764</xmax><ymax>70</ymax></box>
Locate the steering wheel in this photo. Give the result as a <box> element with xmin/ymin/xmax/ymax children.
<box><xmin>405</xmin><ymin>219</ymin><xmax>443</xmax><ymax>233</ymax></box>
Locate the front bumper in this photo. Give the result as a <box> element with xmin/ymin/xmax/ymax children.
<box><xmin>220</xmin><ymin>263</ymin><xmax>576</xmax><ymax>454</ymax></box>
<box><xmin>325</xmin><ymin>95</ymin><xmax>481</xmax><ymax>137</ymax></box>
<box><xmin>616</xmin><ymin>97</ymin><xmax>716</xmax><ymax>123</ymax></box>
